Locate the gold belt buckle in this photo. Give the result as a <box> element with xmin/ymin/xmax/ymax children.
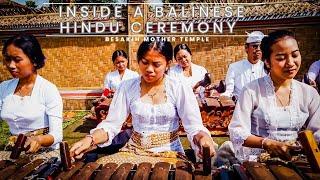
<box><xmin>141</xmin><ymin>135</ymin><xmax>152</xmax><ymax>148</ymax></box>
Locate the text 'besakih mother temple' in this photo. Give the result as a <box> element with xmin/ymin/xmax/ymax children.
<box><xmin>0</xmin><ymin>0</ymin><xmax>319</xmax><ymax>111</ymax></box>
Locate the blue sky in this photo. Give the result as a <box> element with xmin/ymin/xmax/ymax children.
<box><xmin>13</xmin><ymin>0</ymin><xmax>162</xmax><ymax>8</ymax></box>
<box><xmin>13</xmin><ymin>0</ymin><xmax>49</xmax><ymax>7</ymax></box>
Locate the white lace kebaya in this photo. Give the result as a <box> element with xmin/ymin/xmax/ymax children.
<box><xmin>168</xmin><ymin>63</ymin><xmax>207</xmax><ymax>88</ymax></box>
<box><xmin>104</xmin><ymin>68</ymin><xmax>139</xmax><ymax>91</ymax></box>
<box><xmin>91</xmin><ymin>75</ymin><xmax>214</xmax><ymax>155</ymax></box>
<box><xmin>228</xmin><ymin>75</ymin><xmax>320</xmax><ymax>162</ymax></box>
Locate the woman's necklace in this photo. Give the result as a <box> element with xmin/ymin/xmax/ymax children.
<box><xmin>275</xmin><ymin>88</ymin><xmax>291</xmax><ymax>111</ymax></box>
<box><xmin>15</xmin><ymin>75</ymin><xmax>36</xmax><ymax>101</ymax></box>
<box><xmin>148</xmin><ymin>88</ymin><xmax>161</xmax><ymax>99</ymax></box>
<box><xmin>17</xmin><ymin>88</ymin><xmax>25</xmax><ymax>101</ymax></box>
<box><xmin>16</xmin><ymin>84</ymin><xmax>33</xmax><ymax>101</ymax></box>
<box><xmin>143</xmin><ymin>76</ymin><xmax>165</xmax><ymax>100</ymax></box>
<box><xmin>183</xmin><ymin>68</ymin><xmax>192</xmax><ymax>77</ymax></box>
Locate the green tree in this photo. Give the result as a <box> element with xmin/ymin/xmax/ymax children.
<box><xmin>26</xmin><ymin>0</ymin><xmax>37</xmax><ymax>8</ymax></box>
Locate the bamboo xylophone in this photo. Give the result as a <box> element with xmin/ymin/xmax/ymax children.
<box><xmin>54</xmin><ymin>141</ymin><xmax>213</xmax><ymax>180</ymax></box>
<box><xmin>0</xmin><ymin>141</ymin><xmax>319</xmax><ymax>179</ymax></box>
<box><xmin>0</xmin><ymin>141</ymin><xmax>212</xmax><ymax>180</ymax></box>
<box><xmin>2</xmin><ymin>128</ymin><xmax>319</xmax><ymax>179</ymax></box>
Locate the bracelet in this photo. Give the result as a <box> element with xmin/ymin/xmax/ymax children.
<box><xmin>261</xmin><ymin>137</ymin><xmax>268</xmax><ymax>149</ymax></box>
<box><xmin>86</xmin><ymin>134</ymin><xmax>96</xmax><ymax>146</ymax></box>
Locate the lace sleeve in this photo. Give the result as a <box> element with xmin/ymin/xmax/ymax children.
<box><xmin>228</xmin><ymin>86</ymin><xmax>254</xmax><ymax>149</ymax></box>
<box><xmin>306</xmin><ymin>87</ymin><xmax>320</xmax><ymax>143</ymax></box>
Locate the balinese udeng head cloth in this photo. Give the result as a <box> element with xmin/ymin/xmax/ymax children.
<box><xmin>246</xmin><ymin>31</ymin><xmax>265</xmax><ymax>43</ymax></box>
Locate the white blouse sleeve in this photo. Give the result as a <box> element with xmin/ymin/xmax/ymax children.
<box><xmin>133</xmin><ymin>71</ymin><xmax>139</xmax><ymax>78</ymax></box>
<box><xmin>175</xmin><ymin>82</ymin><xmax>215</xmax><ymax>154</ymax></box>
<box><xmin>90</xmin><ymin>81</ymin><xmax>130</xmax><ymax>147</ymax></box>
<box><xmin>223</xmin><ymin>64</ymin><xmax>236</xmax><ymax>97</ymax></box>
<box><xmin>307</xmin><ymin>61</ymin><xmax>320</xmax><ymax>81</ymax></box>
<box><xmin>201</xmin><ymin>66</ymin><xmax>208</xmax><ymax>76</ymax></box>
<box><xmin>104</xmin><ymin>73</ymin><xmax>111</xmax><ymax>89</ymax></box>
<box><xmin>45</xmin><ymin>84</ymin><xmax>63</xmax><ymax>146</ymax></box>
<box><xmin>228</xmin><ymin>86</ymin><xmax>254</xmax><ymax>148</ymax></box>
<box><xmin>306</xmin><ymin>87</ymin><xmax>320</xmax><ymax>142</ymax></box>
<box><xmin>167</xmin><ymin>66</ymin><xmax>178</xmax><ymax>78</ymax></box>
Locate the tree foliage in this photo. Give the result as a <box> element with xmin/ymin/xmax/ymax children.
<box><xmin>26</xmin><ymin>0</ymin><xmax>37</xmax><ymax>8</ymax></box>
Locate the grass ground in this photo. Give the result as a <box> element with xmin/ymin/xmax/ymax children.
<box><xmin>0</xmin><ymin>111</ymin><xmax>229</xmax><ymax>150</ymax></box>
<box><xmin>0</xmin><ymin>111</ymin><xmax>92</xmax><ymax>149</ymax></box>
<box><xmin>62</xmin><ymin>111</ymin><xmax>99</xmax><ymax>145</ymax></box>
<box><xmin>0</xmin><ymin>120</ymin><xmax>10</xmax><ymax>150</ymax></box>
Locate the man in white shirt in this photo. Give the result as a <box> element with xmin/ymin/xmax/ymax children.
<box><xmin>222</xmin><ymin>31</ymin><xmax>267</xmax><ymax>99</ymax></box>
<box><xmin>306</xmin><ymin>60</ymin><xmax>320</xmax><ymax>90</ymax></box>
